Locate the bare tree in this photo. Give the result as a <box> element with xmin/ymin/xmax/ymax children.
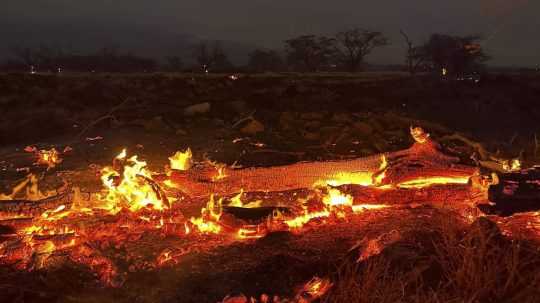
<box><xmin>10</xmin><ymin>46</ymin><xmax>37</xmax><ymax>69</ymax></box>
<box><xmin>284</xmin><ymin>35</ymin><xmax>336</xmax><ymax>72</ymax></box>
<box><xmin>193</xmin><ymin>41</ymin><xmax>232</xmax><ymax>72</ymax></box>
<box><xmin>335</xmin><ymin>28</ymin><xmax>388</xmax><ymax>72</ymax></box>
<box><xmin>399</xmin><ymin>29</ymin><xmax>426</xmax><ymax>75</ymax></box>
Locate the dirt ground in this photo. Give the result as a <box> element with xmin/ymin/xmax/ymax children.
<box><xmin>2</xmin><ymin>72</ymin><xmax>540</xmax><ymax>303</ymax></box>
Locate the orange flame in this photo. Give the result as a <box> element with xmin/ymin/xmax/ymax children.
<box><xmin>189</xmin><ymin>195</ymin><xmax>223</xmax><ymax>234</ymax></box>
<box><xmin>169</xmin><ymin>148</ymin><xmax>192</xmax><ymax>171</ymax></box>
<box><xmin>100</xmin><ymin>150</ymin><xmax>167</xmax><ymax>212</ymax></box>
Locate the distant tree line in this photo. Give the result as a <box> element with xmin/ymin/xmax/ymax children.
<box><xmin>0</xmin><ymin>28</ymin><xmax>489</xmax><ymax>77</ymax></box>
<box><xmin>2</xmin><ymin>46</ymin><xmax>157</xmax><ymax>73</ymax></box>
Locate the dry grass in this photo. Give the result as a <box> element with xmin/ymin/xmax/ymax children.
<box><xmin>325</xmin><ymin>217</ymin><xmax>540</xmax><ymax>303</ymax></box>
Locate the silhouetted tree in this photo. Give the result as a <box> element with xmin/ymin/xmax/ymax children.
<box><xmin>193</xmin><ymin>41</ymin><xmax>233</xmax><ymax>72</ymax></box>
<box><xmin>421</xmin><ymin>34</ymin><xmax>489</xmax><ymax>76</ymax></box>
<box><xmin>247</xmin><ymin>49</ymin><xmax>283</xmax><ymax>72</ymax></box>
<box><xmin>284</xmin><ymin>35</ymin><xmax>336</xmax><ymax>72</ymax></box>
<box><xmin>10</xmin><ymin>45</ymin><xmax>66</xmax><ymax>71</ymax></box>
<box><xmin>399</xmin><ymin>29</ymin><xmax>426</xmax><ymax>75</ymax></box>
<box><xmin>11</xmin><ymin>46</ymin><xmax>36</xmax><ymax>68</ymax></box>
<box><xmin>8</xmin><ymin>45</ymin><xmax>157</xmax><ymax>73</ymax></box>
<box><xmin>334</xmin><ymin>28</ymin><xmax>388</xmax><ymax>72</ymax></box>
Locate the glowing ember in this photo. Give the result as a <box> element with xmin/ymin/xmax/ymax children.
<box><xmin>228</xmin><ymin>189</ymin><xmax>263</xmax><ymax>208</ymax></box>
<box><xmin>323</xmin><ymin>188</ymin><xmax>353</xmax><ymax>207</ymax></box>
<box><xmin>296</xmin><ymin>276</ymin><xmax>333</xmax><ymax>301</ymax></box>
<box><xmin>397</xmin><ymin>176</ymin><xmax>470</xmax><ymax>189</ymax></box>
<box><xmin>323</xmin><ymin>155</ymin><xmax>387</xmax><ymax>187</ymax></box>
<box><xmin>237</xmin><ymin>225</ymin><xmax>266</xmax><ymax>239</ymax></box>
<box><xmin>212</xmin><ymin>163</ymin><xmax>228</xmax><ymax>181</ymax></box>
<box><xmin>351</xmin><ymin>204</ymin><xmax>390</xmax><ymax>213</ymax></box>
<box><xmin>410</xmin><ymin>126</ymin><xmax>430</xmax><ymax>144</ymax></box>
<box><xmin>503</xmin><ymin>159</ymin><xmax>521</xmax><ymax>172</ymax></box>
<box><xmin>25</xmin><ymin>147</ymin><xmax>63</xmax><ymax>169</ymax></box>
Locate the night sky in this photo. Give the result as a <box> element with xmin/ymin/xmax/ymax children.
<box><xmin>2</xmin><ymin>0</ymin><xmax>538</xmax><ymax>66</ymax></box>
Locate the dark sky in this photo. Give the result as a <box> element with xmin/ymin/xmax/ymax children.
<box><xmin>2</xmin><ymin>0</ymin><xmax>538</xmax><ymax>66</ymax></box>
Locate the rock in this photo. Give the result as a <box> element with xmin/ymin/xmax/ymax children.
<box><xmin>227</xmin><ymin>100</ymin><xmax>248</xmax><ymax>114</ymax></box>
<box><xmin>175</xmin><ymin>128</ymin><xmax>187</xmax><ymax>136</ymax></box>
<box><xmin>183</xmin><ymin>102</ymin><xmax>211</xmax><ymax>116</ymax></box>
<box><xmin>352</xmin><ymin>121</ymin><xmax>374</xmax><ymax>136</ymax></box>
<box><xmin>240</xmin><ymin>119</ymin><xmax>265</xmax><ymax>135</ymax></box>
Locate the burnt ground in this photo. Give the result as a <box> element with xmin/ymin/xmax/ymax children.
<box><xmin>2</xmin><ymin>72</ymin><xmax>540</xmax><ymax>302</ymax></box>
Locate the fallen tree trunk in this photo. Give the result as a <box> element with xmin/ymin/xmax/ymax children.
<box><xmin>168</xmin><ymin>138</ymin><xmax>478</xmax><ymax>198</ymax></box>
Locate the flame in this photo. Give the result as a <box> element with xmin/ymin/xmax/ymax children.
<box><xmin>212</xmin><ymin>163</ymin><xmax>228</xmax><ymax>181</ymax></box>
<box><xmin>100</xmin><ymin>150</ymin><xmax>166</xmax><ymax>212</ymax></box>
<box><xmin>37</xmin><ymin>148</ymin><xmax>62</xmax><ymax>168</ymax></box>
<box><xmin>237</xmin><ymin>225</ymin><xmax>266</xmax><ymax>239</ymax></box>
<box><xmin>503</xmin><ymin>159</ymin><xmax>521</xmax><ymax>172</ymax></box>
<box><xmin>25</xmin><ymin>147</ymin><xmax>62</xmax><ymax>169</ymax></box>
<box><xmin>229</xmin><ymin>190</ymin><xmax>244</xmax><ymax>207</ymax></box>
<box><xmin>323</xmin><ymin>188</ymin><xmax>353</xmax><ymax>207</ymax></box>
<box><xmin>189</xmin><ymin>195</ymin><xmax>223</xmax><ymax>234</ymax></box>
<box><xmin>410</xmin><ymin>127</ymin><xmax>430</xmax><ymax>144</ymax></box>
<box><xmin>169</xmin><ymin>148</ymin><xmax>192</xmax><ymax>171</ymax></box>
<box><xmin>228</xmin><ymin>189</ymin><xmax>263</xmax><ymax>208</ymax></box>
<box><xmin>297</xmin><ymin>277</ymin><xmax>333</xmax><ymax>301</ymax></box>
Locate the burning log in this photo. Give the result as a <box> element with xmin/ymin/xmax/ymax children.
<box><xmin>0</xmin><ymin>192</ymin><xmax>72</xmax><ymax>219</ymax></box>
<box><xmin>168</xmin><ymin>129</ymin><xmax>478</xmax><ymax>198</ymax></box>
<box><xmin>487</xmin><ymin>166</ymin><xmax>540</xmax><ymax>216</ymax></box>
